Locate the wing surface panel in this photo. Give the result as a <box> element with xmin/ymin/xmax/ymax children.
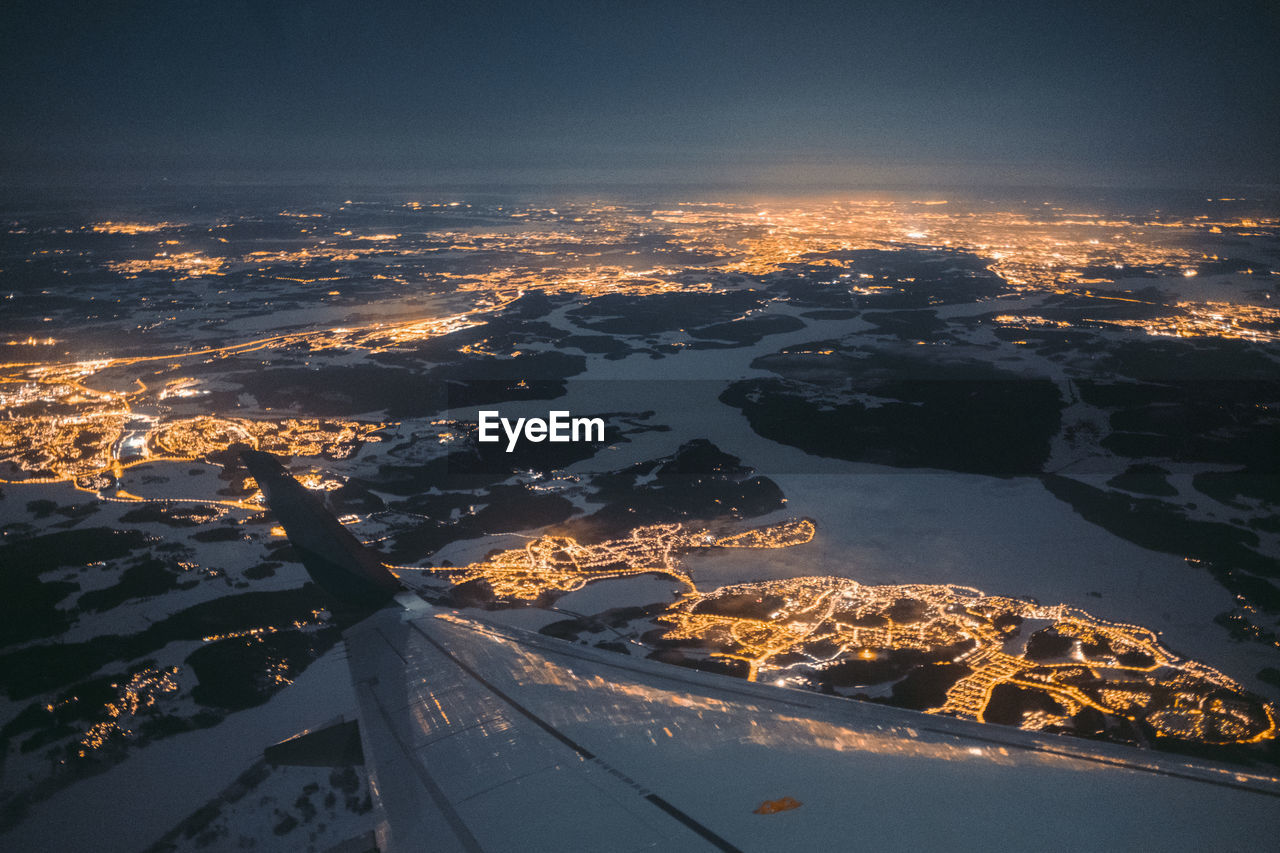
<box><xmin>348</xmin><ymin>600</ymin><xmax>1280</xmax><ymax>852</ymax></box>
<box><xmin>347</xmin><ymin>605</ymin><xmax>716</xmax><ymax>852</ymax></box>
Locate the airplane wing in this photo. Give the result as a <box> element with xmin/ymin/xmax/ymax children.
<box><xmin>347</xmin><ymin>598</ymin><xmax>1280</xmax><ymax>852</ymax></box>
<box><xmin>243</xmin><ymin>450</ymin><xmax>1280</xmax><ymax>851</ymax></box>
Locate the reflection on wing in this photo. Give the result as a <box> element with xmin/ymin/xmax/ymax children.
<box><xmin>350</xmin><ymin>601</ymin><xmax>1280</xmax><ymax>852</ymax></box>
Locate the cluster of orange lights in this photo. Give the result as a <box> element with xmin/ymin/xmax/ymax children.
<box><xmin>423</xmin><ymin>514</ymin><xmax>1275</xmax><ymax>747</ymax></box>
<box><xmin>5</xmin><ymin>201</ymin><xmax>1276</xmax><ymax>766</ymax></box>
<box><xmin>656</xmin><ymin>576</ymin><xmax>1276</xmax><ymax>746</ymax></box>
<box><xmin>76</xmin><ymin>666</ymin><xmax>180</xmax><ymax>756</ymax></box>
<box><xmin>434</xmin><ymin>520</ymin><xmax>815</xmax><ymax>601</ymax></box>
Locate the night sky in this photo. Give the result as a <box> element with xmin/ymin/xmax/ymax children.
<box><xmin>2</xmin><ymin>0</ymin><xmax>1277</xmax><ymax>188</ymax></box>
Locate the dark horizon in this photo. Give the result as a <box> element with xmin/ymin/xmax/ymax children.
<box><xmin>3</xmin><ymin>1</ymin><xmax>1278</xmax><ymax>190</ymax></box>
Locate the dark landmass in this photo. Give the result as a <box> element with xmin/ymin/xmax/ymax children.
<box><xmin>722</xmin><ymin>351</ymin><xmax>1063</xmax><ymax>476</ymax></box>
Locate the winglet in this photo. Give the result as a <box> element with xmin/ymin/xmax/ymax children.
<box><xmin>239</xmin><ymin>448</ymin><xmax>402</xmax><ymax>607</ymax></box>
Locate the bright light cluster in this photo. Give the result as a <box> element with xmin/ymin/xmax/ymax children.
<box><xmin>76</xmin><ymin>666</ymin><xmax>180</xmax><ymax>756</ymax></box>
<box><xmin>657</xmin><ymin>576</ymin><xmax>1277</xmax><ymax>746</ymax></box>
<box><xmin>441</xmin><ymin>519</ymin><xmax>815</xmax><ymax>601</ymax></box>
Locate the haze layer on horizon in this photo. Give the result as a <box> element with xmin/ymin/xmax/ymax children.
<box><xmin>2</xmin><ymin>1</ymin><xmax>1277</xmax><ymax>190</ymax></box>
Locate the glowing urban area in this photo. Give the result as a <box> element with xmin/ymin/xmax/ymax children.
<box><xmin>1</xmin><ymin>194</ymin><xmax>1278</xmax><ymax>791</ymax></box>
